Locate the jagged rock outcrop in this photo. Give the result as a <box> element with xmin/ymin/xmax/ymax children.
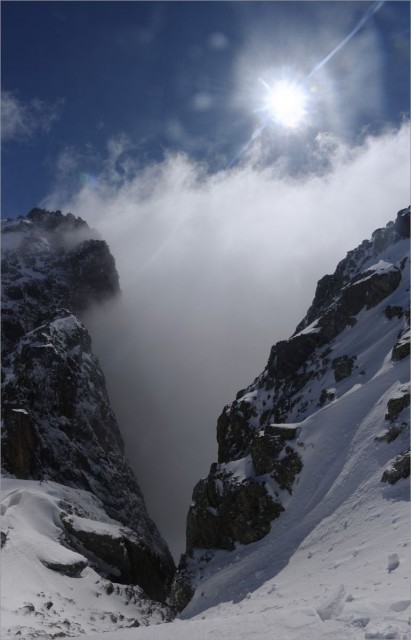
<box><xmin>1</xmin><ymin>209</ymin><xmax>119</xmax><ymax>352</ymax></box>
<box><xmin>381</xmin><ymin>448</ymin><xmax>410</xmax><ymax>484</ymax></box>
<box><xmin>186</xmin><ymin>464</ymin><xmax>284</xmax><ymax>552</ymax></box>
<box><xmin>385</xmin><ymin>388</ymin><xmax>410</xmax><ymax>422</ymax></box>
<box><xmin>172</xmin><ymin>207</ymin><xmax>410</xmax><ymax>611</ymax></box>
<box><xmin>1</xmin><ymin>210</ymin><xmax>175</xmax><ymax>610</ymax></box>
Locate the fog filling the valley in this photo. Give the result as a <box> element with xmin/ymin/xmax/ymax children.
<box><xmin>45</xmin><ymin>124</ymin><xmax>410</xmax><ymax>559</ymax></box>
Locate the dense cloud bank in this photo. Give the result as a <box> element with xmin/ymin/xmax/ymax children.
<box><xmin>43</xmin><ymin>123</ymin><xmax>410</xmax><ymax>558</ymax></box>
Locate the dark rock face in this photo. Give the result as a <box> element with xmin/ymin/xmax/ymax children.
<box><xmin>271</xmin><ymin>446</ymin><xmax>303</xmax><ymax>493</ymax></box>
<box><xmin>341</xmin><ymin>267</ymin><xmax>401</xmax><ymax>314</ymax></box>
<box><xmin>1</xmin><ymin>209</ymin><xmax>175</xmax><ymax>605</ymax></box>
<box><xmin>385</xmin><ymin>391</ymin><xmax>410</xmax><ymax>422</ymax></box>
<box><xmin>26</xmin><ymin>207</ymin><xmax>88</xmax><ymax>232</ymax></box>
<box><xmin>68</xmin><ymin>239</ymin><xmax>120</xmax><ymax>312</ymax></box>
<box><xmin>318</xmin><ymin>388</ymin><xmax>335</xmax><ymax>407</ymax></box>
<box><xmin>381</xmin><ymin>448</ymin><xmax>410</xmax><ymax>484</ymax></box>
<box><xmin>217</xmin><ymin>400</ymin><xmax>257</xmax><ymax>464</ymax></box>
<box><xmin>172</xmin><ymin>207</ymin><xmax>410</xmax><ymax>611</ymax></box>
<box><xmin>331</xmin><ymin>355</ymin><xmax>357</xmax><ymax>382</ymax></box>
<box><xmin>1</xmin><ymin>409</ymin><xmax>38</xmax><ymax>478</ymax></box>
<box><xmin>1</xmin><ymin>532</ymin><xmax>8</xmax><ymax>548</ymax></box>
<box><xmin>384</xmin><ymin>305</ymin><xmax>404</xmax><ymax>320</ymax></box>
<box><xmin>61</xmin><ymin>515</ymin><xmax>172</xmax><ymax>603</ymax></box>
<box><xmin>41</xmin><ymin>557</ymin><xmax>88</xmax><ymax>578</ymax></box>
<box><xmin>251</xmin><ymin>433</ymin><xmax>284</xmax><ymax>476</ymax></box>
<box><xmin>1</xmin><ymin>212</ymin><xmax>119</xmax><ymax>356</ymax></box>
<box><xmin>268</xmin><ymin>333</ymin><xmax>320</xmax><ymax>380</ymax></box>
<box><xmin>392</xmin><ymin>328</ymin><xmax>410</xmax><ymax>362</ymax></box>
<box><xmin>170</xmin><ymin>570</ymin><xmax>195</xmax><ymax>613</ymax></box>
<box><xmin>375</xmin><ymin>423</ymin><xmax>408</xmax><ymax>443</ymax></box>
<box><xmin>186</xmin><ymin>467</ymin><xmax>283</xmax><ymax>552</ymax></box>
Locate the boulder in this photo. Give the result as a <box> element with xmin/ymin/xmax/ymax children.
<box><xmin>331</xmin><ymin>355</ymin><xmax>357</xmax><ymax>382</ymax></box>
<box><xmin>392</xmin><ymin>329</ymin><xmax>410</xmax><ymax>362</ymax></box>
<box><xmin>41</xmin><ymin>558</ymin><xmax>88</xmax><ymax>578</ymax></box>
<box><xmin>318</xmin><ymin>388</ymin><xmax>335</xmax><ymax>407</ymax></box>
<box><xmin>385</xmin><ymin>392</ymin><xmax>410</xmax><ymax>422</ymax></box>
<box><xmin>375</xmin><ymin>423</ymin><xmax>408</xmax><ymax>443</ymax></box>
<box><xmin>381</xmin><ymin>448</ymin><xmax>410</xmax><ymax>484</ymax></box>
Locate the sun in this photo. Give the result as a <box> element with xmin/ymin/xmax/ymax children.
<box><xmin>264</xmin><ymin>81</ymin><xmax>308</xmax><ymax>129</ymax></box>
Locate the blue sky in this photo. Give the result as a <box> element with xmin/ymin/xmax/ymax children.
<box><xmin>2</xmin><ymin>1</ymin><xmax>409</xmax><ymax>218</ymax></box>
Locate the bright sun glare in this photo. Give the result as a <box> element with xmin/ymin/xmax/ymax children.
<box><xmin>265</xmin><ymin>81</ymin><xmax>308</xmax><ymax>129</ymax></box>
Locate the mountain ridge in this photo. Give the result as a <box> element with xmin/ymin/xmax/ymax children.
<box><xmin>172</xmin><ymin>207</ymin><xmax>410</xmax><ymax>613</ymax></box>
<box><xmin>1</xmin><ymin>209</ymin><xmax>176</xmax><ymax>637</ymax></box>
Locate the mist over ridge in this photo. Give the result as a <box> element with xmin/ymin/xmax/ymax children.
<box><xmin>44</xmin><ymin>123</ymin><xmax>410</xmax><ymax>559</ymax></box>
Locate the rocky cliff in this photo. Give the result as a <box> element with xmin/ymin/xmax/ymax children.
<box><xmin>172</xmin><ymin>207</ymin><xmax>410</xmax><ymax>611</ymax></box>
<box><xmin>1</xmin><ymin>209</ymin><xmax>175</xmax><ymax>636</ymax></box>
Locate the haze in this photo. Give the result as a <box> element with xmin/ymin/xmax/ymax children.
<box><xmin>43</xmin><ymin>123</ymin><xmax>410</xmax><ymax>558</ymax></box>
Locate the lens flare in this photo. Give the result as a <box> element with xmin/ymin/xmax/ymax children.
<box><xmin>265</xmin><ymin>81</ymin><xmax>308</xmax><ymax>129</ymax></box>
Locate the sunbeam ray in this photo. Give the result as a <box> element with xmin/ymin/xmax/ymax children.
<box><xmin>230</xmin><ymin>1</ymin><xmax>386</xmax><ymax>168</ymax></box>
<box><xmin>306</xmin><ymin>1</ymin><xmax>385</xmax><ymax>79</ymax></box>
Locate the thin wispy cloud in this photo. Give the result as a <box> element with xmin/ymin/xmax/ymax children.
<box><xmin>1</xmin><ymin>91</ymin><xmax>63</xmax><ymax>143</ymax></box>
<box><xmin>42</xmin><ymin>122</ymin><xmax>410</xmax><ymax>558</ymax></box>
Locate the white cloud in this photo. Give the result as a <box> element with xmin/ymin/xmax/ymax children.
<box><xmin>1</xmin><ymin>91</ymin><xmax>62</xmax><ymax>142</ymax></box>
<box><xmin>42</xmin><ymin>123</ymin><xmax>410</xmax><ymax>558</ymax></box>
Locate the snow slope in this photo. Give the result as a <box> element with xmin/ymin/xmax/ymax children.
<box><xmin>141</xmin><ymin>214</ymin><xmax>408</xmax><ymax>639</ymax></box>
<box><xmin>1</xmin><ymin>479</ymin><xmax>173</xmax><ymax>639</ymax></box>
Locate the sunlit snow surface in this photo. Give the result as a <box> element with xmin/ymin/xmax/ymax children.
<box><xmin>0</xmin><ymin>480</ymin><xmax>170</xmax><ymax>638</ymax></box>
<box><xmin>1</xmin><ymin>237</ymin><xmax>409</xmax><ymax>638</ymax></box>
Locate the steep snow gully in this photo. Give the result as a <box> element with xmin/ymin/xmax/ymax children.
<box><xmin>1</xmin><ymin>206</ymin><xmax>410</xmax><ymax>639</ymax></box>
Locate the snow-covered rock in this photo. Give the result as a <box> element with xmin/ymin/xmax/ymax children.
<box><xmin>1</xmin><ymin>210</ymin><xmax>175</xmax><ymax>637</ymax></box>
<box><xmin>172</xmin><ymin>207</ymin><xmax>410</xmax><ymax>615</ymax></box>
<box><xmin>1</xmin><ymin>479</ymin><xmax>174</xmax><ymax>639</ymax></box>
